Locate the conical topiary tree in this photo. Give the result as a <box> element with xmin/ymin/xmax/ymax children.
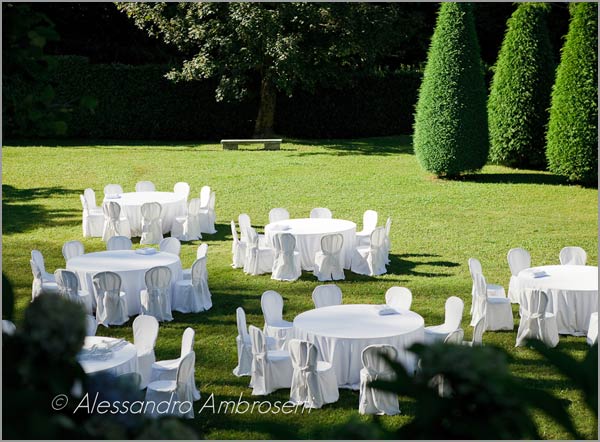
<box><xmin>488</xmin><ymin>3</ymin><xmax>555</xmax><ymax>169</ymax></box>
<box><xmin>546</xmin><ymin>2</ymin><xmax>598</xmax><ymax>185</ymax></box>
<box><xmin>413</xmin><ymin>2</ymin><xmax>489</xmax><ymax>177</ymax></box>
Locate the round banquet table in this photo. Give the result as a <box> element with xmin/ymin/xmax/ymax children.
<box><xmin>103</xmin><ymin>192</ymin><xmax>187</xmax><ymax>236</ymax></box>
<box><xmin>67</xmin><ymin>250</ymin><xmax>182</xmax><ymax>316</ymax></box>
<box><xmin>264</xmin><ymin>218</ymin><xmax>357</xmax><ymax>270</ymax></box>
<box><xmin>77</xmin><ymin>336</ymin><xmax>138</xmax><ymax>376</ymax></box>
<box><xmin>516</xmin><ymin>265</ymin><xmax>598</xmax><ymax>336</ymax></box>
<box><xmin>292</xmin><ymin>304</ymin><xmax>424</xmax><ymax>389</ymax></box>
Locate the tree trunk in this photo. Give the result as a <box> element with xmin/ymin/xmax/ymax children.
<box><xmin>253</xmin><ymin>76</ymin><xmax>276</xmax><ymax>138</ymax></box>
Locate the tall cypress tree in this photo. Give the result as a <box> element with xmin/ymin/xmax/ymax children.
<box><xmin>546</xmin><ymin>2</ymin><xmax>598</xmax><ymax>185</ymax></box>
<box><xmin>413</xmin><ymin>2</ymin><xmax>488</xmax><ymax>177</ymax></box>
<box><xmin>488</xmin><ymin>3</ymin><xmax>555</xmax><ymax>169</ymax></box>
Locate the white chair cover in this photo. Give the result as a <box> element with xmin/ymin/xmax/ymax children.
<box><xmin>385</xmin><ymin>286</ymin><xmax>412</xmax><ymax>310</ymax></box>
<box><xmin>198</xmin><ymin>191</ymin><xmax>217</xmax><ymax>234</ymax></box>
<box><xmin>199</xmin><ymin>185</ymin><xmax>211</xmax><ymax>209</ymax></box>
<box><xmin>102</xmin><ymin>201</ymin><xmax>131</xmax><ymax>242</ymax></box>
<box><xmin>516</xmin><ymin>289</ymin><xmax>559</xmax><ymax>348</ymax></box>
<box><xmin>62</xmin><ymin>240</ymin><xmax>85</xmax><ymax>263</ymax></box>
<box><xmin>468</xmin><ymin>257</ymin><xmax>506</xmax><ymax>314</ymax></box>
<box><xmin>238</xmin><ymin>213</ymin><xmax>252</xmax><ymax>244</ymax></box>
<box><xmin>80</xmin><ymin>193</ymin><xmax>104</xmax><ymax>237</ymax></box>
<box><xmin>359</xmin><ymin>344</ymin><xmax>400</xmax><ymax>415</ymax></box>
<box><xmin>173</xmin><ymin>198</ymin><xmax>202</xmax><ymax>241</ymax></box>
<box><xmin>173</xmin><ymin>257</ymin><xmax>212</xmax><ymax>313</ymax></box>
<box><xmin>173</xmin><ymin>182</ymin><xmax>190</xmax><ymax>200</ymax></box>
<box><xmin>233</xmin><ymin>307</ymin><xmax>279</xmax><ymax>377</ymax></box>
<box><xmin>244</xmin><ymin>228</ymin><xmax>275</xmax><ymax>276</ymax></box>
<box><xmin>587</xmin><ymin>312</ymin><xmax>598</xmax><ymax>346</ymax></box>
<box><xmin>311</xmin><ymin>284</ymin><xmax>343</xmax><ymax>308</ymax></box>
<box><xmin>249</xmin><ymin>325</ymin><xmax>293</xmax><ymax>395</ymax></box>
<box><xmin>104</xmin><ymin>184</ymin><xmax>123</xmax><ymax>196</ymax></box>
<box><xmin>145</xmin><ymin>351</ymin><xmax>196</xmax><ymax>418</ymax></box>
<box><xmin>559</xmin><ymin>246</ymin><xmax>587</xmax><ymax>266</ymax></box>
<box><xmin>136</xmin><ymin>181</ymin><xmax>156</xmax><ymax>192</ymax></box>
<box><xmin>310</xmin><ymin>207</ymin><xmax>332</xmax><ymax>219</ymax></box>
<box><xmin>356</xmin><ymin>210</ymin><xmax>378</xmax><ymax>245</ymax></box>
<box><xmin>288</xmin><ymin>339</ymin><xmax>339</xmax><ymax>408</ymax></box>
<box><xmin>140</xmin><ymin>266</ymin><xmax>173</xmax><ymax>322</ymax></box>
<box><xmin>140</xmin><ymin>202</ymin><xmax>163</xmax><ymax>245</ymax></box>
<box><xmin>54</xmin><ymin>269</ymin><xmax>92</xmax><ymax>314</ymax></box>
<box><xmin>31</xmin><ymin>250</ymin><xmax>56</xmax><ymax>283</ymax></box>
<box><xmin>464</xmin><ymin>316</ymin><xmax>486</xmax><ymax>346</ymax></box>
<box><xmin>424</xmin><ymin>296</ymin><xmax>464</xmax><ymax>343</ymax></box>
<box><xmin>183</xmin><ymin>243</ymin><xmax>208</xmax><ymax>280</ymax></box>
<box><xmin>471</xmin><ymin>273</ymin><xmax>513</xmax><ymax>331</ymax></box>
<box><xmin>261</xmin><ymin>290</ymin><xmax>293</xmax><ymax>350</ymax></box>
<box><xmin>106</xmin><ymin>235</ymin><xmax>133</xmax><ymax>251</ymax></box>
<box><xmin>271</xmin><ymin>233</ymin><xmax>301</xmax><ymax>281</ymax></box>
<box><xmin>351</xmin><ymin>227</ymin><xmax>387</xmax><ymax>276</ymax></box>
<box><xmin>269</xmin><ymin>208</ymin><xmax>290</xmax><ymax>223</ymax></box>
<box><xmin>383</xmin><ymin>217</ymin><xmax>392</xmax><ymax>264</ymax></box>
<box><xmin>159</xmin><ymin>237</ymin><xmax>181</xmax><ymax>256</ymax></box>
<box><xmin>444</xmin><ymin>328</ymin><xmax>464</xmax><ymax>344</ymax></box>
<box><xmin>84</xmin><ymin>188</ymin><xmax>99</xmax><ymax>209</ymax></box>
<box><xmin>507</xmin><ymin>248</ymin><xmax>531</xmax><ymax>303</ymax></box>
<box><xmin>133</xmin><ymin>315</ymin><xmax>159</xmax><ymax>388</ymax></box>
<box><xmin>30</xmin><ymin>259</ymin><xmax>58</xmax><ymax>300</ymax></box>
<box><xmin>93</xmin><ymin>271</ymin><xmax>129</xmax><ymax>327</ymax></box>
<box><xmin>85</xmin><ymin>314</ymin><xmax>97</xmax><ymax>336</ymax></box>
<box><xmin>231</xmin><ymin>220</ymin><xmax>246</xmax><ymax>268</ymax></box>
<box><xmin>2</xmin><ymin>320</ymin><xmax>16</xmax><ymax>336</ymax></box>
<box><xmin>314</xmin><ymin>233</ymin><xmax>345</xmax><ymax>281</ymax></box>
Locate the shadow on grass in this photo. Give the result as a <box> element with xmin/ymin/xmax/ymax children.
<box><xmin>461</xmin><ymin>172</ymin><xmax>569</xmax><ymax>186</ymax></box>
<box><xmin>291</xmin><ymin>135</ymin><xmax>414</xmax><ymax>157</ymax></box>
<box><xmin>387</xmin><ymin>253</ymin><xmax>460</xmax><ymax>278</ymax></box>
<box><xmin>2</xmin><ymin>184</ymin><xmax>81</xmax><ymax>234</ymax></box>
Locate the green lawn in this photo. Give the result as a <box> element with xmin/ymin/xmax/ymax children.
<box><xmin>2</xmin><ymin>136</ymin><xmax>597</xmax><ymax>439</ymax></box>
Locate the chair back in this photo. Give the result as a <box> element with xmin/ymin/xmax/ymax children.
<box><xmin>310</xmin><ymin>207</ymin><xmax>332</xmax><ymax>219</ymax></box>
<box><xmin>31</xmin><ymin>250</ymin><xmax>48</xmax><ymax>275</ymax></box>
<box><xmin>261</xmin><ymin>290</ymin><xmax>284</xmax><ymax>324</ymax></box>
<box><xmin>473</xmin><ymin>272</ymin><xmax>488</xmax><ymax>299</ymax></box>
<box><xmin>277</xmin><ymin>233</ymin><xmax>296</xmax><ymax>255</ymax></box>
<box><xmin>104</xmin><ymin>184</ymin><xmax>123</xmax><ymax>196</ymax></box>
<box><xmin>444</xmin><ymin>296</ymin><xmax>464</xmax><ymax>330</ymax></box>
<box><xmin>238</xmin><ymin>214</ymin><xmax>252</xmax><ymax>242</ymax></box>
<box><xmin>141</xmin><ymin>202</ymin><xmax>162</xmax><ymax>221</ymax></box>
<box><xmin>93</xmin><ymin>271</ymin><xmax>122</xmax><ymax>296</ymax></box>
<box><xmin>249</xmin><ymin>325</ymin><xmax>266</xmax><ymax>356</ymax></box>
<box><xmin>288</xmin><ymin>339</ymin><xmax>318</xmax><ymax>371</ymax></box>
<box><xmin>370</xmin><ymin>226</ymin><xmax>386</xmax><ymax>248</ymax></box>
<box><xmin>180</xmin><ymin>327</ymin><xmax>195</xmax><ymax>358</ymax></box>
<box><xmin>361</xmin><ymin>344</ymin><xmax>397</xmax><ymax>377</ymax></box>
<box><xmin>136</xmin><ymin>181</ymin><xmax>156</xmax><ymax>192</ymax></box>
<box><xmin>321</xmin><ymin>233</ymin><xmax>343</xmax><ymax>255</ymax></box>
<box><xmin>188</xmin><ymin>198</ymin><xmax>202</xmax><ymax>216</ymax></box>
<box><xmin>269</xmin><ymin>208</ymin><xmax>290</xmax><ymax>223</ymax></box>
<box><xmin>84</xmin><ymin>188</ymin><xmax>97</xmax><ymax>208</ymax></box>
<box><xmin>200</xmin><ymin>185</ymin><xmax>211</xmax><ymax>208</ymax></box>
<box><xmin>133</xmin><ymin>315</ymin><xmax>159</xmax><ymax>353</ymax></box>
<box><xmin>103</xmin><ymin>201</ymin><xmax>121</xmax><ymax>220</ymax></box>
<box><xmin>159</xmin><ymin>237</ymin><xmax>181</xmax><ymax>255</ymax></box>
<box><xmin>86</xmin><ymin>315</ymin><xmax>97</xmax><ymax>336</ymax></box>
<box><xmin>526</xmin><ymin>289</ymin><xmax>550</xmax><ymax>317</ymax></box>
<box><xmin>471</xmin><ymin>316</ymin><xmax>486</xmax><ymax>346</ymax></box>
<box><xmin>176</xmin><ymin>351</ymin><xmax>196</xmax><ymax>388</ymax></box>
<box><xmin>385</xmin><ymin>286</ymin><xmax>412</xmax><ymax>310</ymax></box>
<box><xmin>54</xmin><ymin>269</ymin><xmax>80</xmax><ymax>298</ymax></box>
<box><xmin>444</xmin><ymin>328</ymin><xmax>464</xmax><ymax>344</ymax></box>
<box><xmin>209</xmin><ymin>191</ymin><xmax>216</xmax><ymax>211</ymax></box>
<box><xmin>468</xmin><ymin>258</ymin><xmax>483</xmax><ymax>279</ymax></box>
<box><xmin>559</xmin><ymin>246</ymin><xmax>587</xmax><ymax>266</ymax></box>
<box><xmin>231</xmin><ymin>221</ymin><xmax>240</xmax><ymax>244</ymax></box>
<box><xmin>384</xmin><ymin>217</ymin><xmax>392</xmax><ymax>237</ymax></box>
<box><xmin>191</xmin><ymin>256</ymin><xmax>208</xmax><ymax>286</ymax></box>
<box><xmin>362</xmin><ymin>210</ymin><xmax>378</xmax><ymax>232</ymax></box>
<box><xmin>197</xmin><ymin>243</ymin><xmax>208</xmax><ymax>259</ymax></box>
<box><xmin>236</xmin><ymin>307</ymin><xmax>249</xmax><ymax>341</ymax></box>
<box><xmin>507</xmin><ymin>248</ymin><xmax>531</xmax><ymax>276</ymax></box>
<box><xmin>145</xmin><ymin>266</ymin><xmax>172</xmax><ymax>291</ymax></box>
<box><xmin>246</xmin><ymin>226</ymin><xmax>260</xmax><ymax>249</ymax></box>
<box><xmin>312</xmin><ymin>284</ymin><xmax>343</xmax><ymax>308</ymax></box>
<box><xmin>80</xmin><ymin>194</ymin><xmax>88</xmax><ymax>211</ymax></box>
<box><xmin>173</xmin><ymin>181</ymin><xmax>190</xmax><ymax>199</ymax></box>
<box><xmin>30</xmin><ymin>259</ymin><xmax>42</xmax><ymax>281</ymax></box>
<box><xmin>62</xmin><ymin>240</ymin><xmax>85</xmax><ymax>262</ymax></box>
<box><xmin>106</xmin><ymin>236</ymin><xmax>132</xmax><ymax>251</ymax></box>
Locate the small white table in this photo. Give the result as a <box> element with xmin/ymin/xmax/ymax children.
<box><xmin>293</xmin><ymin>304</ymin><xmax>424</xmax><ymax>389</ymax></box>
<box><xmin>103</xmin><ymin>191</ymin><xmax>187</xmax><ymax>236</ymax></box>
<box><xmin>67</xmin><ymin>250</ymin><xmax>182</xmax><ymax>316</ymax></box>
<box><xmin>516</xmin><ymin>265</ymin><xmax>598</xmax><ymax>336</ymax></box>
<box><xmin>265</xmin><ymin>218</ymin><xmax>357</xmax><ymax>270</ymax></box>
<box><xmin>78</xmin><ymin>336</ymin><xmax>138</xmax><ymax>376</ymax></box>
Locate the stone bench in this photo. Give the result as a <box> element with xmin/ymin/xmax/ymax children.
<box><xmin>221</xmin><ymin>139</ymin><xmax>282</xmax><ymax>150</ymax></box>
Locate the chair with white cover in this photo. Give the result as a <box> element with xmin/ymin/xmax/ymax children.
<box><xmin>443</xmin><ymin>328</ymin><xmax>464</xmax><ymax>344</ymax></box>
<box><xmin>140</xmin><ymin>202</ymin><xmax>163</xmax><ymax>245</ymax></box>
<box><xmin>54</xmin><ymin>269</ymin><xmax>92</xmax><ymax>314</ymax></box>
<box><xmin>103</xmin><ymin>184</ymin><xmax>123</xmax><ymax>196</ymax></box>
<box><xmin>140</xmin><ymin>266</ymin><xmax>173</xmax><ymax>322</ymax></box>
<box><xmin>238</xmin><ymin>213</ymin><xmax>267</xmax><ymax>247</ymax></box>
<box><xmin>135</xmin><ymin>181</ymin><xmax>156</xmax><ymax>192</ymax></box>
<box><xmin>507</xmin><ymin>248</ymin><xmax>531</xmax><ymax>303</ymax></box>
<box><xmin>249</xmin><ymin>325</ymin><xmax>293</xmax><ymax>395</ymax></box>
<box><xmin>358</xmin><ymin>344</ymin><xmax>400</xmax><ymax>415</ymax></box>
<box><xmin>106</xmin><ymin>235</ymin><xmax>133</xmax><ymax>251</ymax></box>
<box><xmin>515</xmin><ymin>289</ymin><xmax>559</xmax><ymax>348</ymax></box>
<box><xmin>62</xmin><ymin>240</ymin><xmax>85</xmax><ymax>263</ymax></box>
<box><xmin>424</xmin><ymin>296</ymin><xmax>464</xmax><ymax>343</ymax></box>
<box><xmin>172</xmin><ymin>198</ymin><xmax>203</xmax><ymax>241</ymax></box>
<box><xmin>159</xmin><ymin>237</ymin><xmax>181</xmax><ymax>256</ymax></box>
<box><xmin>132</xmin><ymin>315</ymin><xmax>159</xmax><ymax>388</ymax></box>
<box><xmin>92</xmin><ymin>271</ymin><xmax>129</xmax><ymax>327</ymax></box>
<box><xmin>310</xmin><ymin>207</ymin><xmax>332</xmax><ymax>219</ymax></box>
<box><xmin>2</xmin><ymin>320</ymin><xmax>16</xmax><ymax>336</ymax></box>
<box><xmin>173</xmin><ymin>257</ymin><xmax>212</xmax><ymax>313</ymax></box>
<box><xmin>355</xmin><ymin>210</ymin><xmax>378</xmax><ymax>246</ymax></box>
<box><xmin>313</xmin><ymin>233</ymin><xmax>345</xmax><ymax>281</ymax></box>
<box><xmin>244</xmin><ymin>227</ymin><xmax>275</xmax><ymax>276</ymax></box>
<box><xmin>183</xmin><ymin>243</ymin><xmax>208</xmax><ymax>280</ymax></box>
<box><xmin>385</xmin><ymin>286</ymin><xmax>412</xmax><ymax>310</ymax></box>
<box><xmin>559</xmin><ymin>246</ymin><xmax>587</xmax><ymax>266</ymax></box>
<box><xmin>271</xmin><ymin>233</ymin><xmax>302</xmax><ymax>282</ymax></box>
<box><xmin>199</xmin><ymin>185</ymin><xmax>211</xmax><ymax>209</ymax></box>
<box><xmin>30</xmin><ymin>259</ymin><xmax>59</xmax><ymax>300</ymax></box>
<box><xmin>80</xmin><ymin>191</ymin><xmax>104</xmax><ymax>237</ymax></box>
<box><xmin>198</xmin><ymin>191</ymin><xmax>217</xmax><ymax>234</ymax></box>
<box><xmin>261</xmin><ymin>290</ymin><xmax>293</xmax><ymax>349</ymax></box>
<box><xmin>463</xmin><ymin>316</ymin><xmax>485</xmax><ymax>347</ymax></box>
<box><xmin>269</xmin><ymin>208</ymin><xmax>290</xmax><ymax>223</ymax></box>
<box><xmin>350</xmin><ymin>226</ymin><xmax>387</xmax><ymax>276</ymax></box>
<box><xmin>233</xmin><ymin>307</ymin><xmax>277</xmax><ymax>377</ymax></box>
<box><xmin>471</xmin><ymin>273</ymin><xmax>513</xmax><ymax>331</ymax></box>
<box><xmin>383</xmin><ymin>217</ymin><xmax>392</xmax><ymax>264</ymax></box>
<box><xmin>312</xmin><ymin>284</ymin><xmax>343</xmax><ymax>309</ymax></box>
<box><xmin>587</xmin><ymin>312</ymin><xmax>598</xmax><ymax>346</ymax></box>
<box><xmin>289</xmin><ymin>339</ymin><xmax>339</xmax><ymax>408</ymax></box>
<box><xmin>468</xmin><ymin>257</ymin><xmax>506</xmax><ymax>314</ymax></box>
<box><xmin>145</xmin><ymin>351</ymin><xmax>196</xmax><ymax>418</ymax></box>
<box><xmin>102</xmin><ymin>201</ymin><xmax>131</xmax><ymax>242</ymax></box>
<box><xmin>84</xmin><ymin>188</ymin><xmax>100</xmax><ymax>210</ymax></box>
<box><xmin>85</xmin><ymin>315</ymin><xmax>97</xmax><ymax>336</ymax></box>
<box><xmin>31</xmin><ymin>250</ymin><xmax>56</xmax><ymax>283</ymax></box>
<box><xmin>230</xmin><ymin>220</ymin><xmax>246</xmax><ymax>269</ymax></box>
<box><xmin>173</xmin><ymin>182</ymin><xmax>190</xmax><ymax>200</ymax></box>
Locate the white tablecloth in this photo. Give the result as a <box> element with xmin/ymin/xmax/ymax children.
<box><xmin>67</xmin><ymin>250</ymin><xmax>182</xmax><ymax>315</ymax></box>
<box><xmin>517</xmin><ymin>265</ymin><xmax>598</xmax><ymax>336</ymax></box>
<box><xmin>265</xmin><ymin>218</ymin><xmax>357</xmax><ymax>270</ymax></box>
<box><xmin>103</xmin><ymin>192</ymin><xmax>187</xmax><ymax>236</ymax></box>
<box><xmin>78</xmin><ymin>336</ymin><xmax>138</xmax><ymax>376</ymax></box>
<box><xmin>292</xmin><ymin>304</ymin><xmax>424</xmax><ymax>389</ymax></box>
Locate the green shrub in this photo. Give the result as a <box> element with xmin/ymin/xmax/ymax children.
<box><xmin>488</xmin><ymin>3</ymin><xmax>555</xmax><ymax>169</ymax></box>
<box><xmin>546</xmin><ymin>2</ymin><xmax>598</xmax><ymax>185</ymax></box>
<box><xmin>413</xmin><ymin>2</ymin><xmax>489</xmax><ymax>177</ymax></box>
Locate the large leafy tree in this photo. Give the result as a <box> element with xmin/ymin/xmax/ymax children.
<box><xmin>412</xmin><ymin>3</ymin><xmax>489</xmax><ymax>177</ymax></box>
<box><xmin>488</xmin><ymin>3</ymin><xmax>555</xmax><ymax>169</ymax></box>
<box><xmin>546</xmin><ymin>2</ymin><xmax>598</xmax><ymax>185</ymax></box>
<box><xmin>117</xmin><ymin>2</ymin><xmax>416</xmax><ymax>137</ymax></box>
